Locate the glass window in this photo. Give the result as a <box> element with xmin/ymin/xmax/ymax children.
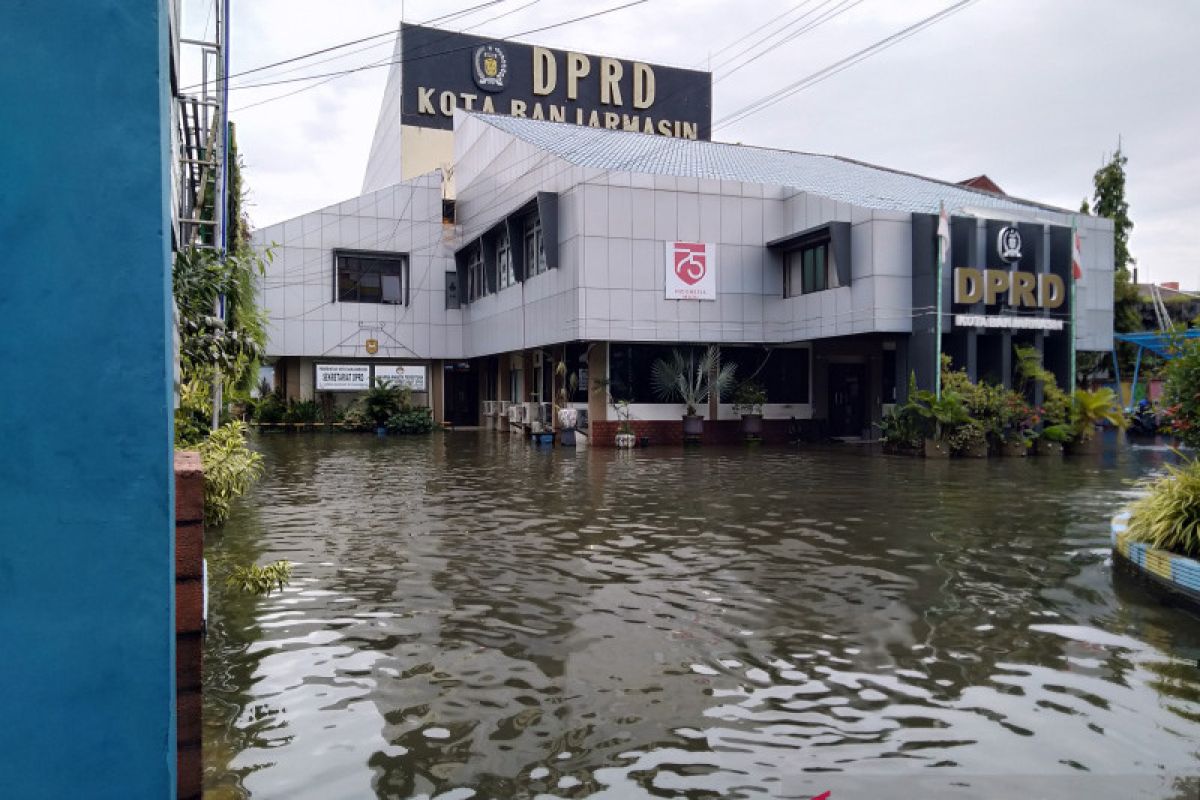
<box><xmin>497</xmin><ymin>227</ymin><xmax>515</xmax><ymax>289</ymax></box>
<box><xmin>467</xmin><ymin>245</ymin><xmax>484</xmax><ymax>302</ymax></box>
<box><xmin>723</xmin><ymin>346</ymin><xmax>810</xmax><ymax>403</ymax></box>
<box><xmin>336</xmin><ymin>251</ymin><xmax>408</xmax><ymax>304</ymax></box>
<box><xmin>524</xmin><ymin>214</ymin><xmax>546</xmax><ymax>277</ymax></box>
<box><xmin>784</xmin><ymin>241</ymin><xmax>830</xmax><ymax>297</ymax></box>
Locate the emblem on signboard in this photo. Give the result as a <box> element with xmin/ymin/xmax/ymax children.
<box><xmin>472</xmin><ymin>44</ymin><xmax>508</xmax><ymax>92</ymax></box>
<box><xmin>365</xmin><ymin>338</ymin><xmax>379</xmax><ymax>355</ymax></box>
<box><xmin>997</xmin><ymin>226</ymin><xmax>1022</xmax><ymax>263</ymax></box>
<box><xmin>673</xmin><ymin>242</ymin><xmax>707</xmax><ymax>286</ymax></box>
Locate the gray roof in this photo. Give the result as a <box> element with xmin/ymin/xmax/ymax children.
<box><xmin>475</xmin><ymin>113</ymin><xmax>1073</xmax><ymax>217</ymax></box>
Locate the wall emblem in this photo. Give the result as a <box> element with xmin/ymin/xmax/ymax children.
<box><xmin>997</xmin><ymin>226</ymin><xmax>1022</xmax><ymax>263</ymax></box>
<box><xmin>665</xmin><ymin>242</ymin><xmax>716</xmax><ymax>301</ymax></box>
<box><xmin>472</xmin><ymin>44</ymin><xmax>508</xmax><ymax>93</ymax></box>
<box><xmin>364</xmin><ymin>338</ymin><xmax>379</xmax><ymax>355</ymax></box>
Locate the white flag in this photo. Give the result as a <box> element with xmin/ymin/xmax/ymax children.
<box><xmin>937</xmin><ymin>201</ymin><xmax>950</xmax><ymax>264</ymax></box>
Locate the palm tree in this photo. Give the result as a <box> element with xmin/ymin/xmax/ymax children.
<box><xmin>651</xmin><ymin>345</ymin><xmax>737</xmax><ymax>418</ymax></box>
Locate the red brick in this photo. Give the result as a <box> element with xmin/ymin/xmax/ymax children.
<box><xmin>176</xmin><ymin>631</ymin><xmax>203</xmax><ymax>691</ymax></box>
<box><xmin>174</xmin><ymin>450</ymin><xmax>204</xmax><ymax>525</ymax></box>
<box><xmin>175</xmin><ymin>520</ymin><xmax>203</xmax><ymax>579</ymax></box>
<box><xmin>177</xmin><ymin>690</ymin><xmax>202</xmax><ymax>746</ymax></box>
<box><xmin>176</xmin><ymin>578</ymin><xmax>204</xmax><ymax>634</ymax></box>
<box><xmin>178</xmin><ymin>742</ymin><xmax>202</xmax><ymax>800</ymax></box>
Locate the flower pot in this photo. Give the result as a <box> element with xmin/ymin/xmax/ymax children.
<box><xmin>1066</xmin><ymin>435</ymin><xmax>1100</xmax><ymax>456</ymax></box>
<box><xmin>559</xmin><ymin>428</ymin><xmax>576</xmax><ymax>447</ymax></box>
<box><xmin>999</xmin><ymin>440</ymin><xmax>1028</xmax><ymax>458</ymax></box>
<box><xmin>682</xmin><ymin>414</ymin><xmax>704</xmax><ymax>438</ymax></box>
<box><xmin>924</xmin><ymin>438</ymin><xmax>950</xmax><ymax>459</ymax></box>
<box><xmin>960</xmin><ymin>441</ymin><xmax>989</xmax><ymax>459</ymax></box>
<box><xmin>740</xmin><ymin>413</ymin><xmax>763</xmax><ymax>437</ymax></box>
<box><xmin>615</xmin><ymin>432</ymin><xmax>636</xmax><ymax>448</ymax></box>
<box><xmin>1034</xmin><ymin>439</ymin><xmax>1063</xmax><ymax>456</ymax></box>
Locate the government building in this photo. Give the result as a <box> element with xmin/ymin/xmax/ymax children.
<box><xmin>254</xmin><ymin>24</ymin><xmax>1115</xmax><ymax>444</ymax></box>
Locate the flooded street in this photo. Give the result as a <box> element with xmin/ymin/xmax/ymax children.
<box><xmin>204</xmin><ymin>434</ymin><xmax>1200</xmax><ymax>799</ymax></box>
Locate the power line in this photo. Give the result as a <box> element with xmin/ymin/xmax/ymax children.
<box><xmin>184</xmin><ymin>0</ymin><xmax>511</xmax><ymax>92</ymax></box>
<box><xmin>230</xmin><ymin>0</ymin><xmax>650</xmax><ymax>93</ymax></box>
<box><xmin>695</xmin><ymin>0</ymin><xmax>819</xmax><ymax>67</ymax></box>
<box><xmin>714</xmin><ymin>0</ymin><xmax>869</xmax><ymax>85</ymax></box>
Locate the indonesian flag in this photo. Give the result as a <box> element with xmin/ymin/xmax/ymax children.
<box><xmin>937</xmin><ymin>201</ymin><xmax>950</xmax><ymax>264</ymax></box>
<box><xmin>1071</xmin><ymin>228</ymin><xmax>1084</xmax><ymax>280</ymax></box>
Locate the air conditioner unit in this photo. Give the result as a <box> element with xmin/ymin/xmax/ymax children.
<box><xmin>509</xmin><ymin>404</ymin><xmax>525</xmax><ymax>424</ymax></box>
<box><xmin>523</xmin><ymin>402</ymin><xmax>539</xmax><ymax>425</ymax></box>
<box><xmin>498</xmin><ymin>400</ymin><xmax>511</xmax><ymax>416</ymax></box>
<box><xmin>482</xmin><ymin>400</ymin><xmax>496</xmax><ymax>416</ymax></box>
<box><xmin>539</xmin><ymin>402</ymin><xmax>552</xmax><ymax>425</ymax></box>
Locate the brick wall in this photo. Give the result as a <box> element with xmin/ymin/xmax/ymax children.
<box><xmin>590</xmin><ymin>418</ymin><xmax>796</xmax><ymax>447</ymax></box>
<box><xmin>174</xmin><ymin>451</ymin><xmax>204</xmax><ymax>800</ymax></box>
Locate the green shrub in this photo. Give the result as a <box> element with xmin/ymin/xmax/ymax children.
<box><xmin>1163</xmin><ymin>337</ymin><xmax>1200</xmax><ymax>448</ymax></box>
<box><xmin>386</xmin><ymin>407</ymin><xmax>435</xmax><ymax>435</ymax></box>
<box><xmin>363</xmin><ymin>380</ymin><xmax>409</xmax><ymax>427</ymax></box>
<box><xmin>1070</xmin><ymin>387</ymin><xmax>1125</xmax><ymax>442</ymax></box>
<box><xmin>226</xmin><ymin>560</ymin><xmax>292</xmax><ymax>595</ymax></box>
<box><xmin>254</xmin><ymin>393</ymin><xmax>286</xmax><ymax>424</ymax></box>
<box><xmin>199</xmin><ymin>421</ymin><xmax>263</xmax><ymax>527</ymax></box>
<box><xmin>1126</xmin><ymin>459</ymin><xmax>1200</xmax><ymax>558</ymax></box>
<box><xmin>731</xmin><ymin>381</ymin><xmax>767</xmax><ymax>416</ymax></box>
<box><xmin>341</xmin><ymin>402</ymin><xmax>374</xmax><ymax>432</ymax></box>
<box><xmin>283</xmin><ymin>398</ymin><xmax>319</xmax><ymax>424</ymax></box>
<box><xmin>946</xmin><ymin>420</ymin><xmax>988</xmax><ymax>455</ymax></box>
<box><xmin>1040</xmin><ymin>424</ymin><xmax>1073</xmax><ymax>443</ymax></box>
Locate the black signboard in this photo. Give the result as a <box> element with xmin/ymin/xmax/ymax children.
<box><xmin>399</xmin><ymin>24</ymin><xmax>712</xmax><ymax>140</ymax></box>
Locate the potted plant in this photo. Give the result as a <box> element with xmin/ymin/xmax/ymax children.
<box><xmin>363</xmin><ymin>379</ymin><xmax>404</xmax><ymax>435</ymax></box>
<box><xmin>650</xmin><ymin>345</ymin><xmax>736</xmax><ymax>441</ymax></box>
<box><xmin>732</xmin><ymin>381</ymin><xmax>767</xmax><ymax>439</ymax></box>
<box><xmin>557</xmin><ymin>406</ymin><xmax>578</xmax><ymax>446</ymax></box>
<box><xmin>554</xmin><ymin>359</ymin><xmax>580</xmax><ymax>447</ymax></box>
<box><xmin>1066</xmin><ymin>387</ymin><xmax>1125</xmax><ymax>454</ymax></box>
<box><xmin>912</xmin><ymin>390</ymin><xmax>971</xmax><ymax>459</ymax></box>
<box><xmin>1035</xmin><ymin>423</ymin><xmax>1070</xmax><ymax>455</ymax></box>
<box><xmin>614</xmin><ymin>400</ymin><xmax>636</xmax><ymax>448</ymax></box>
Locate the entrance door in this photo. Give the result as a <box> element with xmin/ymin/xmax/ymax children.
<box><xmin>444</xmin><ymin>364</ymin><xmax>479</xmax><ymax>426</ymax></box>
<box><xmin>827</xmin><ymin>363</ymin><xmax>867</xmax><ymax>438</ymax></box>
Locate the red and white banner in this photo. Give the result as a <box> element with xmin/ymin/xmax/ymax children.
<box><xmin>665</xmin><ymin>241</ymin><xmax>716</xmax><ymax>301</ymax></box>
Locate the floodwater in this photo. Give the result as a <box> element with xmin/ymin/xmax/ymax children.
<box><xmin>204</xmin><ymin>433</ymin><xmax>1200</xmax><ymax>800</ymax></box>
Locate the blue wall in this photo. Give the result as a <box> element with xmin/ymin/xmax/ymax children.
<box><xmin>0</xmin><ymin>1</ymin><xmax>176</xmax><ymax>796</ymax></box>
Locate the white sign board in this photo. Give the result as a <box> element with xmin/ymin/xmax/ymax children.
<box><xmin>373</xmin><ymin>365</ymin><xmax>427</xmax><ymax>392</ymax></box>
<box><xmin>954</xmin><ymin>314</ymin><xmax>1064</xmax><ymax>331</ymax></box>
<box><xmin>665</xmin><ymin>241</ymin><xmax>716</xmax><ymax>301</ymax></box>
<box><xmin>315</xmin><ymin>364</ymin><xmax>371</xmax><ymax>391</ymax></box>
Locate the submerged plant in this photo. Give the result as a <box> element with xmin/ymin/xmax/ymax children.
<box><xmin>1126</xmin><ymin>458</ymin><xmax>1200</xmax><ymax>559</ymax></box>
<box><xmin>1070</xmin><ymin>387</ymin><xmax>1126</xmax><ymax>442</ymax></box>
<box><xmin>226</xmin><ymin>560</ymin><xmax>293</xmax><ymax>595</ymax></box>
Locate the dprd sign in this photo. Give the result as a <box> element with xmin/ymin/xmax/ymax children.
<box><xmin>401</xmin><ymin>24</ymin><xmax>711</xmax><ymax>139</ymax></box>
<box><xmin>665</xmin><ymin>242</ymin><xmax>716</xmax><ymax>301</ymax></box>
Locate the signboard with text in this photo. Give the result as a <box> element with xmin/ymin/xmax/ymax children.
<box><xmin>373</xmin><ymin>365</ymin><xmax>427</xmax><ymax>392</ymax></box>
<box><xmin>665</xmin><ymin>242</ymin><xmax>716</xmax><ymax>301</ymax></box>
<box><xmin>400</xmin><ymin>24</ymin><xmax>711</xmax><ymax>140</ymax></box>
<box><xmin>315</xmin><ymin>364</ymin><xmax>371</xmax><ymax>391</ymax></box>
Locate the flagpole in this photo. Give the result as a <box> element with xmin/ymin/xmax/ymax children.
<box><xmin>935</xmin><ymin>203</ymin><xmax>945</xmax><ymax>399</ymax></box>
<box><xmin>1075</xmin><ymin>217</ymin><xmax>1084</xmax><ymax>388</ymax></box>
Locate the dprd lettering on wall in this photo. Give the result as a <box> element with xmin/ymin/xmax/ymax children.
<box><xmin>373</xmin><ymin>365</ymin><xmax>427</xmax><ymax>392</ymax></box>
<box><xmin>316</xmin><ymin>364</ymin><xmax>371</xmax><ymax>391</ymax></box>
<box><xmin>665</xmin><ymin>242</ymin><xmax>716</xmax><ymax>301</ymax></box>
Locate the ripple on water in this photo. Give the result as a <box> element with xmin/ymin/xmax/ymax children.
<box><xmin>204</xmin><ymin>433</ymin><xmax>1200</xmax><ymax>799</ymax></box>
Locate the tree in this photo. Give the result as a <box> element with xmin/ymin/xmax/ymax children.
<box><xmin>1088</xmin><ymin>147</ymin><xmax>1142</xmax><ymax>375</ymax></box>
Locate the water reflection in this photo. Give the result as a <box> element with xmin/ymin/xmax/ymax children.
<box><xmin>204</xmin><ymin>433</ymin><xmax>1200</xmax><ymax>799</ymax></box>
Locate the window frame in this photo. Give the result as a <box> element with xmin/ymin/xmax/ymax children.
<box><xmin>783</xmin><ymin>239</ymin><xmax>831</xmax><ymax>298</ymax></box>
<box><xmin>334</xmin><ymin>249</ymin><xmax>409</xmax><ymax>305</ymax></box>
<box><xmin>524</xmin><ymin>214</ymin><xmax>546</xmax><ymax>278</ymax></box>
<box><xmin>497</xmin><ymin>226</ymin><xmax>515</xmax><ymax>290</ymax></box>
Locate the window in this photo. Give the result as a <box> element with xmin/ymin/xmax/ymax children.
<box><xmin>524</xmin><ymin>214</ymin><xmax>546</xmax><ymax>277</ymax></box>
<box><xmin>723</xmin><ymin>346</ymin><xmax>810</xmax><ymax>403</ymax></box>
<box><xmin>497</xmin><ymin>227</ymin><xmax>515</xmax><ymax>290</ymax></box>
<box><xmin>608</xmin><ymin>343</ymin><xmax>702</xmax><ymax>404</ymax></box>
<box><xmin>466</xmin><ymin>245</ymin><xmax>484</xmax><ymax>302</ymax></box>
<box><xmin>784</xmin><ymin>240</ymin><xmax>830</xmax><ymax>297</ymax></box>
<box><xmin>336</xmin><ymin>251</ymin><xmax>409</xmax><ymax>304</ymax></box>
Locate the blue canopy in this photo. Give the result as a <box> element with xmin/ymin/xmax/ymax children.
<box><xmin>1113</xmin><ymin>328</ymin><xmax>1200</xmax><ymax>408</ymax></box>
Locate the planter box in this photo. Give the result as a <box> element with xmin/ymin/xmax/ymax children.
<box><xmin>924</xmin><ymin>438</ymin><xmax>950</xmax><ymax>459</ymax></box>
<box><xmin>959</xmin><ymin>442</ymin><xmax>989</xmax><ymax>459</ymax></box>
<box><xmin>1066</xmin><ymin>435</ymin><xmax>1100</xmax><ymax>456</ymax></box>
<box><xmin>1112</xmin><ymin>511</ymin><xmax>1200</xmax><ymax>611</ymax></box>
<box><xmin>682</xmin><ymin>414</ymin><xmax>704</xmax><ymax>439</ymax></box>
<box><xmin>559</xmin><ymin>428</ymin><xmax>576</xmax><ymax>447</ymax></box>
<box><xmin>998</xmin><ymin>440</ymin><xmax>1028</xmax><ymax>458</ymax></box>
<box><xmin>1034</xmin><ymin>439</ymin><xmax>1063</xmax><ymax>456</ymax></box>
<box><xmin>740</xmin><ymin>413</ymin><xmax>763</xmax><ymax>438</ymax></box>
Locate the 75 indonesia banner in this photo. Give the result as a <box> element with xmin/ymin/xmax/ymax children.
<box><xmin>665</xmin><ymin>241</ymin><xmax>716</xmax><ymax>301</ymax></box>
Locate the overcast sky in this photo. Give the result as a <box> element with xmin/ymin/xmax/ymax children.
<box><xmin>190</xmin><ymin>0</ymin><xmax>1199</xmax><ymax>285</ymax></box>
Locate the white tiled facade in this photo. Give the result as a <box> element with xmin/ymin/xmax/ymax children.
<box><xmin>255</xmin><ymin>112</ymin><xmax>1115</xmax><ymax>411</ymax></box>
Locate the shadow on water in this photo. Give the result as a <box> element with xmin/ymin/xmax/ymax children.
<box><xmin>204</xmin><ymin>431</ymin><xmax>1200</xmax><ymax>799</ymax></box>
